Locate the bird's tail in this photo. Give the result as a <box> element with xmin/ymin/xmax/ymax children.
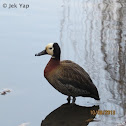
<box><xmin>90</xmin><ymin>90</ymin><xmax>100</xmax><ymax>100</ymax></box>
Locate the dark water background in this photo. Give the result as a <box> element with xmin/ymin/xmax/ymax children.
<box><xmin>0</xmin><ymin>0</ymin><xmax>126</xmax><ymax>126</ymax></box>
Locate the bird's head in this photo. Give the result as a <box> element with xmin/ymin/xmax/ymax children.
<box><xmin>35</xmin><ymin>43</ymin><xmax>61</xmax><ymax>60</ymax></box>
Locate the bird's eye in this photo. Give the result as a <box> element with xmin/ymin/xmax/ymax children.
<box><xmin>49</xmin><ymin>48</ymin><xmax>52</xmax><ymax>50</ymax></box>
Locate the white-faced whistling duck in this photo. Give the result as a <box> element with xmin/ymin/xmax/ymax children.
<box><xmin>35</xmin><ymin>43</ymin><xmax>100</xmax><ymax>104</ymax></box>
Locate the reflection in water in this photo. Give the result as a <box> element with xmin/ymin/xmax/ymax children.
<box><xmin>100</xmin><ymin>1</ymin><xmax>126</xmax><ymax>123</ymax></box>
<box><xmin>60</xmin><ymin>0</ymin><xmax>126</xmax><ymax>125</ymax></box>
<box><xmin>41</xmin><ymin>104</ymin><xmax>99</xmax><ymax>126</ymax></box>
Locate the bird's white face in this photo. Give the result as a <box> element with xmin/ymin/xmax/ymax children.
<box><xmin>45</xmin><ymin>43</ymin><xmax>54</xmax><ymax>56</ymax></box>
<box><xmin>35</xmin><ymin>42</ymin><xmax>61</xmax><ymax>60</ymax></box>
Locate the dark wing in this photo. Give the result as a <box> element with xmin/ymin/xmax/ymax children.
<box><xmin>56</xmin><ymin>60</ymin><xmax>99</xmax><ymax>99</ymax></box>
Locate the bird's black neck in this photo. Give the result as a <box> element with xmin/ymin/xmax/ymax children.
<box><xmin>53</xmin><ymin>43</ymin><xmax>61</xmax><ymax>61</ymax></box>
<box><xmin>52</xmin><ymin>56</ymin><xmax>60</xmax><ymax>61</ymax></box>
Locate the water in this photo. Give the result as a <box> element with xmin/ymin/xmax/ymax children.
<box><xmin>0</xmin><ymin>0</ymin><xmax>126</xmax><ymax>126</ymax></box>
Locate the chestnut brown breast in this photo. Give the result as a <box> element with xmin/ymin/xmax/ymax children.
<box><xmin>44</xmin><ymin>58</ymin><xmax>60</xmax><ymax>78</ymax></box>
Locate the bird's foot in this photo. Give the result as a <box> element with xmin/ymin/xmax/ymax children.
<box><xmin>72</xmin><ymin>97</ymin><xmax>76</xmax><ymax>104</ymax></box>
<box><xmin>67</xmin><ymin>96</ymin><xmax>71</xmax><ymax>104</ymax></box>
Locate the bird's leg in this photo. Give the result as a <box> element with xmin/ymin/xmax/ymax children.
<box><xmin>67</xmin><ymin>96</ymin><xmax>71</xmax><ymax>104</ymax></box>
<box><xmin>72</xmin><ymin>97</ymin><xmax>76</xmax><ymax>104</ymax></box>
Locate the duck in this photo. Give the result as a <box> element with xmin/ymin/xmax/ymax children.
<box><xmin>35</xmin><ymin>43</ymin><xmax>100</xmax><ymax>104</ymax></box>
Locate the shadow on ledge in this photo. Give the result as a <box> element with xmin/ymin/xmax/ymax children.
<box><xmin>41</xmin><ymin>103</ymin><xmax>99</xmax><ymax>126</ymax></box>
